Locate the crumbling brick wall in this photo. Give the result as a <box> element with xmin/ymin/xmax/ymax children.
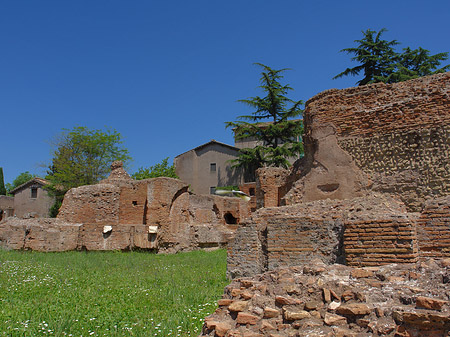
<box><xmin>58</xmin><ymin>184</ymin><xmax>121</xmax><ymax>225</ymax></box>
<box><xmin>289</xmin><ymin>72</ymin><xmax>450</xmax><ymax>211</ymax></box>
<box><xmin>1</xmin><ymin>162</ymin><xmax>250</xmax><ymax>253</ymax></box>
<box><xmin>417</xmin><ymin>195</ymin><xmax>450</xmax><ymax>258</ymax></box>
<box><xmin>344</xmin><ymin>218</ymin><xmax>419</xmax><ymax>267</ymax></box>
<box><xmin>227</xmin><ymin>193</ymin><xmax>434</xmax><ymax>278</ymax></box>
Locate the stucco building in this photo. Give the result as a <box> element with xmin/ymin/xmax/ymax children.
<box><xmin>174</xmin><ymin>140</ymin><xmax>243</xmax><ymax>195</ymax></box>
<box><xmin>9</xmin><ymin>177</ymin><xmax>54</xmax><ymax>218</ymax></box>
<box><xmin>0</xmin><ymin>195</ymin><xmax>14</xmax><ymax>221</ymax></box>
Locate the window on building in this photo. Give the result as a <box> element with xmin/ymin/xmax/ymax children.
<box><xmin>249</xmin><ymin>188</ymin><xmax>255</xmax><ymax>196</ymax></box>
<box><xmin>210</xmin><ymin>187</ymin><xmax>216</xmax><ymax>194</ymax></box>
<box><xmin>31</xmin><ymin>187</ymin><xmax>38</xmax><ymax>198</ymax></box>
<box><xmin>210</xmin><ymin>163</ymin><xmax>216</xmax><ymax>172</ymax></box>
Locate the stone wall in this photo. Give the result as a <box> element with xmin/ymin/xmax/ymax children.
<box><xmin>283</xmin><ymin>73</ymin><xmax>450</xmax><ymax>211</ymax></box>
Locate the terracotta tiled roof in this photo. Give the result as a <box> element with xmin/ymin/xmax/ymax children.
<box><xmin>9</xmin><ymin>177</ymin><xmax>49</xmax><ymax>195</ymax></box>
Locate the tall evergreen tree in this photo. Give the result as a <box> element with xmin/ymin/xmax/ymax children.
<box><xmin>334</xmin><ymin>28</ymin><xmax>449</xmax><ymax>86</ymax></box>
<box><xmin>333</xmin><ymin>28</ymin><xmax>399</xmax><ymax>86</ymax></box>
<box><xmin>226</xmin><ymin>63</ymin><xmax>303</xmax><ymax>177</ymax></box>
<box><xmin>0</xmin><ymin>168</ymin><xmax>6</xmax><ymax>196</ymax></box>
<box><xmin>380</xmin><ymin>47</ymin><xmax>450</xmax><ymax>83</ymax></box>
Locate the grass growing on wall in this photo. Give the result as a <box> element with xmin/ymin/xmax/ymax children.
<box><xmin>0</xmin><ymin>249</ymin><xmax>228</xmax><ymax>336</ymax></box>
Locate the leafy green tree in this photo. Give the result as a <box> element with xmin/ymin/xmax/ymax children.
<box><xmin>46</xmin><ymin>126</ymin><xmax>131</xmax><ymax>217</ymax></box>
<box><xmin>131</xmin><ymin>157</ymin><xmax>178</xmax><ymax>180</ymax></box>
<box><xmin>0</xmin><ymin>168</ymin><xmax>6</xmax><ymax>195</ymax></box>
<box><xmin>333</xmin><ymin>28</ymin><xmax>399</xmax><ymax>86</ymax></box>
<box><xmin>226</xmin><ymin>63</ymin><xmax>303</xmax><ymax>177</ymax></box>
<box><xmin>5</xmin><ymin>171</ymin><xmax>37</xmax><ymax>194</ymax></box>
<box><xmin>334</xmin><ymin>28</ymin><xmax>449</xmax><ymax>86</ymax></box>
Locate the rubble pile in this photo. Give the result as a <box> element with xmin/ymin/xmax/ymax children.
<box><xmin>201</xmin><ymin>258</ymin><xmax>450</xmax><ymax>337</ymax></box>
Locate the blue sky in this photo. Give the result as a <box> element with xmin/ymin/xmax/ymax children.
<box><xmin>2</xmin><ymin>0</ymin><xmax>449</xmax><ymax>184</ymax></box>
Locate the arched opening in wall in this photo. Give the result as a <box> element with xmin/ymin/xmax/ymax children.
<box><xmin>224</xmin><ymin>212</ymin><xmax>237</xmax><ymax>225</ymax></box>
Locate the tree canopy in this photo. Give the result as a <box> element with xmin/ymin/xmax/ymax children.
<box><xmin>46</xmin><ymin>126</ymin><xmax>131</xmax><ymax>216</ymax></box>
<box><xmin>226</xmin><ymin>63</ymin><xmax>303</xmax><ymax>177</ymax></box>
<box><xmin>131</xmin><ymin>157</ymin><xmax>178</xmax><ymax>180</ymax></box>
<box><xmin>334</xmin><ymin>28</ymin><xmax>449</xmax><ymax>85</ymax></box>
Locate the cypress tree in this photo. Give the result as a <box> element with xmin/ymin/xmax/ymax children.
<box><xmin>0</xmin><ymin>168</ymin><xmax>6</xmax><ymax>195</ymax></box>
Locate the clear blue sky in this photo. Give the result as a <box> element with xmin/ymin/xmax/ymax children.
<box><xmin>2</xmin><ymin>0</ymin><xmax>449</xmax><ymax>184</ymax></box>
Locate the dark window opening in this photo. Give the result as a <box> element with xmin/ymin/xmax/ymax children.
<box><xmin>132</xmin><ymin>200</ymin><xmax>138</xmax><ymax>206</ymax></box>
<box><xmin>224</xmin><ymin>212</ymin><xmax>237</xmax><ymax>225</ymax></box>
<box><xmin>210</xmin><ymin>163</ymin><xmax>216</xmax><ymax>172</ymax></box>
<box><xmin>31</xmin><ymin>187</ymin><xmax>38</xmax><ymax>198</ymax></box>
<box><xmin>103</xmin><ymin>231</ymin><xmax>112</xmax><ymax>239</ymax></box>
<box><xmin>249</xmin><ymin>188</ymin><xmax>255</xmax><ymax>196</ymax></box>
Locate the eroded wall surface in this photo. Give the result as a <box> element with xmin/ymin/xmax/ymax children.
<box><xmin>0</xmin><ymin>162</ymin><xmax>249</xmax><ymax>252</ymax></box>
<box><xmin>228</xmin><ymin>192</ymin><xmax>450</xmax><ymax>278</ymax></box>
<box><xmin>285</xmin><ymin>73</ymin><xmax>450</xmax><ymax>211</ymax></box>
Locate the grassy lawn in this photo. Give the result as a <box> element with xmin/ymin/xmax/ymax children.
<box><xmin>0</xmin><ymin>249</ymin><xmax>229</xmax><ymax>336</ymax></box>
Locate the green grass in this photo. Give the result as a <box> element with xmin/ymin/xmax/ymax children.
<box><xmin>0</xmin><ymin>249</ymin><xmax>229</xmax><ymax>336</ymax></box>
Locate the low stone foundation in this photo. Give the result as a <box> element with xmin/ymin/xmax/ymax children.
<box><xmin>0</xmin><ymin>218</ymin><xmax>233</xmax><ymax>252</ymax></box>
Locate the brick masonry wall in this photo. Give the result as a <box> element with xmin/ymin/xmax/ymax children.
<box><xmin>267</xmin><ymin>217</ymin><xmax>344</xmax><ymax>271</ymax></box>
<box><xmin>227</xmin><ymin>223</ymin><xmax>264</xmax><ymax>279</ymax></box>
<box><xmin>255</xmin><ymin>167</ymin><xmax>291</xmax><ymax>209</ymax></box>
<box><xmin>2</xmin><ymin>172</ymin><xmax>248</xmax><ymax>253</ymax></box>
<box><xmin>344</xmin><ymin>218</ymin><xmax>419</xmax><ymax>267</ymax></box>
<box><xmin>304</xmin><ymin>73</ymin><xmax>450</xmax><ymax>211</ymax></box>
<box><xmin>227</xmin><ymin>194</ymin><xmax>421</xmax><ymax>277</ymax></box>
<box><xmin>118</xmin><ymin>181</ymin><xmax>148</xmax><ymax>224</ymax></box>
<box><xmin>417</xmin><ymin>195</ymin><xmax>450</xmax><ymax>258</ymax></box>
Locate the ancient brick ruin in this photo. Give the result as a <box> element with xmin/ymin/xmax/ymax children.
<box><xmin>0</xmin><ymin>161</ymin><xmax>249</xmax><ymax>252</ymax></box>
<box><xmin>228</xmin><ymin>73</ymin><xmax>450</xmax><ymax>278</ymax></box>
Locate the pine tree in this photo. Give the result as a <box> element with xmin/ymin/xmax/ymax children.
<box><xmin>334</xmin><ymin>28</ymin><xmax>449</xmax><ymax>86</ymax></box>
<box><xmin>333</xmin><ymin>28</ymin><xmax>399</xmax><ymax>86</ymax></box>
<box><xmin>380</xmin><ymin>47</ymin><xmax>450</xmax><ymax>83</ymax></box>
<box><xmin>226</xmin><ymin>63</ymin><xmax>303</xmax><ymax>177</ymax></box>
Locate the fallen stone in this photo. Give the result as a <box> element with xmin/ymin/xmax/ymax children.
<box><xmin>341</xmin><ymin>290</ymin><xmax>355</xmax><ymax>302</ymax></box>
<box><xmin>336</xmin><ymin>303</ymin><xmax>371</xmax><ymax>316</ymax></box>
<box><xmin>323</xmin><ymin>288</ymin><xmax>331</xmax><ymax>302</ymax></box>
<box><xmin>415</xmin><ymin>296</ymin><xmax>447</xmax><ymax>311</ymax></box>
<box><xmin>283</xmin><ymin>309</ymin><xmax>310</xmax><ymax>321</ymax></box>
<box><xmin>218</xmin><ymin>299</ymin><xmax>233</xmax><ymax>306</ymax></box>
<box><xmin>263</xmin><ymin>307</ymin><xmax>280</xmax><ymax>318</ymax></box>
<box><xmin>350</xmin><ymin>268</ymin><xmax>374</xmax><ymax>279</ymax></box>
<box><xmin>229</xmin><ymin>300</ymin><xmax>248</xmax><ymax>312</ymax></box>
<box><xmin>236</xmin><ymin>312</ymin><xmax>260</xmax><ymax>325</ymax></box>
<box><xmin>275</xmin><ymin>295</ymin><xmax>301</xmax><ymax>306</ymax></box>
<box><xmin>215</xmin><ymin>322</ymin><xmax>232</xmax><ymax>337</ymax></box>
<box><xmin>332</xmin><ymin>326</ymin><xmax>358</xmax><ymax>337</ymax></box>
<box><xmin>324</xmin><ymin>312</ymin><xmax>347</xmax><ymax>326</ymax></box>
<box><xmin>241</xmin><ymin>290</ymin><xmax>253</xmax><ymax>300</ymax></box>
<box><xmin>328</xmin><ymin>301</ymin><xmax>341</xmax><ymax>311</ymax></box>
<box><xmin>304</xmin><ymin>300</ymin><xmax>323</xmax><ymax>311</ymax></box>
<box><xmin>260</xmin><ymin>320</ymin><xmax>276</xmax><ymax>331</ymax></box>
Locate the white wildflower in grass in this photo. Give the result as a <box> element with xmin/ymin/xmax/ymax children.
<box><xmin>0</xmin><ymin>249</ymin><xmax>227</xmax><ymax>336</ymax></box>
